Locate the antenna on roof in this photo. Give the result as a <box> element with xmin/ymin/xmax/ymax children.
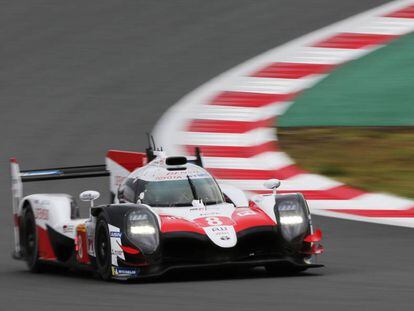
<box><xmin>194</xmin><ymin>147</ymin><xmax>204</xmax><ymax>167</ymax></box>
<box><xmin>151</xmin><ymin>135</ymin><xmax>156</xmax><ymax>150</ymax></box>
<box><xmin>146</xmin><ymin>132</ymin><xmax>156</xmax><ymax>162</ymax></box>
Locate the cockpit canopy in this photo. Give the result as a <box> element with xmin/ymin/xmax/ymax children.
<box><xmin>118</xmin><ymin>163</ymin><xmax>224</xmax><ymax>207</ymax></box>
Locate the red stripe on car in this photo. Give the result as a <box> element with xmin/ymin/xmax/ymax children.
<box><xmin>37</xmin><ymin>226</ymin><xmax>57</xmax><ymax>260</ymax></box>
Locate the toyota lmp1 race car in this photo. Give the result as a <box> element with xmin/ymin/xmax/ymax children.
<box><xmin>10</xmin><ymin>143</ymin><xmax>324</xmax><ymax>281</ymax></box>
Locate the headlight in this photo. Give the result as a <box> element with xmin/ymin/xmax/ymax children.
<box><xmin>127</xmin><ymin>210</ymin><xmax>159</xmax><ymax>254</ymax></box>
<box><xmin>275</xmin><ymin>197</ymin><xmax>309</xmax><ymax>242</ymax></box>
<box><xmin>280</xmin><ymin>215</ymin><xmax>303</xmax><ymax>225</ymax></box>
<box><xmin>130</xmin><ymin>225</ymin><xmax>156</xmax><ymax>235</ymax></box>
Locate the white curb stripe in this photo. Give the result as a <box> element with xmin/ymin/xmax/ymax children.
<box><xmin>342</xmin><ymin>16</ymin><xmax>414</xmax><ymax>35</ymax></box>
<box><xmin>191</xmin><ymin>102</ymin><xmax>292</xmax><ymax>122</ymax></box>
<box><xmin>226</xmin><ymin>75</ymin><xmax>326</xmax><ymax>94</ymax></box>
<box><xmin>178</xmin><ymin>128</ymin><xmax>276</xmax><ymax>147</ymax></box>
<box><xmin>274</xmin><ymin>47</ymin><xmax>372</xmax><ymax>65</ymax></box>
<box><xmin>203</xmin><ymin>152</ymin><xmax>294</xmax><ymax>170</ymax></box>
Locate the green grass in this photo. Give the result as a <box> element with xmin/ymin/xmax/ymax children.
<box><xmin>278</xmin><ymin>127</ymin><xmax>414</xmax><ymax>199</ymax></box>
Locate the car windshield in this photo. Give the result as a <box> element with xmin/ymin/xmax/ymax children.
<box><xmin>141</xmin><ymin>177</ymin><xmax>224</xmax><ymax>207</ymax></box>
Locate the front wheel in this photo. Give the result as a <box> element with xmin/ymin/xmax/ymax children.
<box><xmin>21</xmin><ymin>207</ymin><xmax>43</xmax><ymax>272</ymax></box>
<box><xmin>95</xmin><ymin>213</ymin><xmax>112</xmax><ymax>281</ymax></box>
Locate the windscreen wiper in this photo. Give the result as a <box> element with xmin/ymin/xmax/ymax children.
<box><xmin>186</xmin><ymin>175</ymin><xmax>199</xmax><ymax>201</ymax></box>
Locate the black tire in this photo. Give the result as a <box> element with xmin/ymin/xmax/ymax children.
<box><xmin>265</xmin><ymin>263</ymin><xmax>307</xmax><ymax>276</ymax></box>
<box><xmin>21</xmin><ymin>207</ymin><xmax>43</xmax><ymax>272</ymax></box>
<box><xmin>95</xmin><ymin>213</ymin><xmax>112</xmax><ymax>281</ymax></box>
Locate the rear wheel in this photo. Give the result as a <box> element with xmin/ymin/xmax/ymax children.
<box><xmin>21</xmin><ymin>207</ymin><xmax>43</xmax><ymax>272</ymax></box>
<box><xmin>95</xmin><ymin>214</ymin><xmax>112</xmax><ymax>281</ymax></box>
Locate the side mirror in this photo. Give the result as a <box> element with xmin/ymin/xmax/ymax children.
<box><xmin>80</xmin><ymin>190</ymin><xmax>100</xmax><ymax>207</ymax></box>
<box><xmin>263</xmin><ymin>179</ymin><xmax>281</xmax><ymax>195</ymax></box>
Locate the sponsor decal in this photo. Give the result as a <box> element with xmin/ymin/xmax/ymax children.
<box><xmin>189</xmin><ymin>207</ymin><xmax>205</xmax><ymax>211</ymax></box>
<box><xmin>111</xmin><ymin>267</ymin><xmax>139</xmax><ymax>276</ymax></box>
<box><xmin>212</xmin><ymin>226</ymin><xmax>227</xmax><ymax>232</ymax></box>
<box><xmin>211</xmin><ymin>226</ymin><xmax>232</xmax><ymax>238</ymax></box>
<box><xmin>110</xmin><ymin>231</ymin><xmax>122</xmax><ymax>238</ymax></box>
<box><xmin>87</xmin><ymin>236</ymin><xmax>95</xmax><ymax>256</ymax></box>
<box><xmin>237</xmin><ymin>210</ymin><xmax>256</xmax><ymax>217</ymax></box>
<box><xmin>165</xmin><ymin>216</ymin><xmax>178</xmax><ymax>220</ymax></box>
<box><xmin>111</xmin><ymin>249</ymin><xmax>123</xmax><ymax>256</ymax></box>
<box><xmin>34</xmin><ymin>207</ymin><xmax>49</xmax><ymax>220</ymax></box>
<box><xmin>63</xmin><ymin>224</ymin><xmax>74</xmax><ymax>233</ymax></box>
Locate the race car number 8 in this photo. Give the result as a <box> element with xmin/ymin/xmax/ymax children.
<box><xmin>205</xmin><ymin>217</ymin><xmax>222</xmax><ymax>226</ymax></box>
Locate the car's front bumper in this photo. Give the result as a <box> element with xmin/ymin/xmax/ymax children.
<box><xmin>111</xmin><ymin>257</ymin><xmax>323</xmax><ymax>280</ymax></box>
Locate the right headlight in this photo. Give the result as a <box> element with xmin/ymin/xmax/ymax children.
<box><xmin>275</xmin><ymin>197</ymin><xmax>308</xmax><ymax>242</ymax></box>
<box><xmin>127</xmin><ymin>210</ymin><xmax>159</xmax><ymax>254</ymax></box>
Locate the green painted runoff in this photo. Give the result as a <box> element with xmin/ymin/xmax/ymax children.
<box><xmin>279</xmin><ymin>32</ymin><xmax>414</xmax><ymax>127</ymax></box>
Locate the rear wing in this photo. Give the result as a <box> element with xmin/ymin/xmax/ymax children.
<box><xmin>10</xmin><ymin>150</ymin><xmax>149</xmax><ymax>206</ymax></box>
<box><xmin>20</xmin><ymin>164</ymin><xmax>109</xmax><ymax>182</ymax></box>
<box><xmin>10</xmin><ymin>159</ymin><xmax>109</xmax><ymax>206</ymax></box>
<box><xmin>10</xmin><ymin>158</ymin><xmax>109</xmax><ymax>206</ymax></box>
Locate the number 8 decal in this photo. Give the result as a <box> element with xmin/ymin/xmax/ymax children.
<box><xmin>205</xmin><ymin>217</ymin><xmax>222</xmax><ymax>226</ymax></box>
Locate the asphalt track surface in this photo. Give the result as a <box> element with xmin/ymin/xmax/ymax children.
<box><xmin>1</xmin><ymin>1</ymin><xmax>413</xmax><ymax>310</ymax></box>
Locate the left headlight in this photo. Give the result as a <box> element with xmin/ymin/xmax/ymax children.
<box><xmin>127</xmin><ymin>210</ymin><xmax>159</xmax><ymax>254</ymax></box>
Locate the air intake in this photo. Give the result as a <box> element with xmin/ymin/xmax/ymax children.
<box><xmin>165</xmin><ymin>156</ymin><xmax>187</xmax><ymax>166</ymax></box>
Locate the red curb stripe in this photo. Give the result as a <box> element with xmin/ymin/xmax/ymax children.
<box><xmin>324</xmin><ymin>185</ymin><xmax>367</xmax><ymax>200</ymax></box>
<box><xmin>187</xmin><ymin>117</ymin><xmax>275</xmax><ymax>133</ymax></box>
<box><xmin>251</xmin><ymin>190</ymin><xmax>345</xmax><ymax>200</ymax></box>
<box><xmin>252</xmin><ymin>62</ymin><xmax>336</xmax><ymax>79</ymax></box>
<box><xmin>329</xmin><ymin>207</ymin><xmax>414</xmax><ymax>218</ymax></box>
<box><xmin>313</xmin><ymin>33</ymin><xmax>397</xmax><ymax>49</ymax></box>
<box><xmin>385</xmin><ymin>5</ymin><xmax>414</xmax><ymax>18</ymax></box>
<box><xmin>208</xmin><ymin>91</ymin><xmax>299</xmax><ymax>107</ymax></box>
<box><xmin>207</xmin><ymin>165</ymin><xmax>305</xmax><ymax>180</ymax></box>
<box><xmin>185</xmin><ymin>142</ymin><xmax>278</xmax><ymax>158</ymax></box>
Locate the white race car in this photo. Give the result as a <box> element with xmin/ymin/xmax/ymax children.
<box><xmin>10</xmin><ymin>143</ymin><xmax>323</xmax><ymax>281</ymax></box>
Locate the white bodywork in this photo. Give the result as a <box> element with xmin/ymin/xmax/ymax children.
<box><xmin>20</xmin><ymin>194</ymin><xmax>86</xmax><ymax>240</ymax></box>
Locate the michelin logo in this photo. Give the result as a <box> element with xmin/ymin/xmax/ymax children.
<box><xmin>112</xmin><ymin>267</ymin><xmax>139</xmax><ymax>276</ymax></box>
